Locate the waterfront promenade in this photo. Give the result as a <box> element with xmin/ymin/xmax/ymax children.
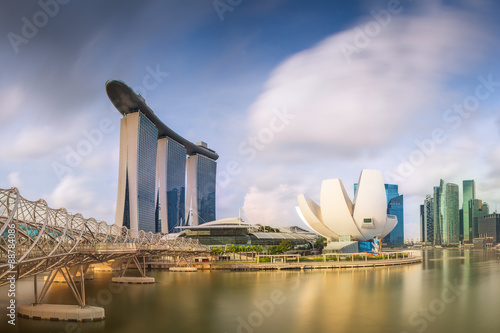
<box><xmin>145</xmin><ymin>251</ymin><xmax>422</xmax><ymax>271</ymax></box>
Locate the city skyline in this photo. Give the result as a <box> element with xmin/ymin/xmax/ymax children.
<box><xmin>2</xmin><ymin>1</ymin><xmax>500</xmax><ymax>240</ymax></box>
<box><xmin>421</xmin><ymin>178</ymin><xmax>492</xmax><ymax>244</ymax></box>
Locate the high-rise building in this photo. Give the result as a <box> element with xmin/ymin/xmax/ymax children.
<box><xmin>155</xmin><ymin>137</ymin><xmax>187</xmax><ymax>233</ymax></box>
<box><xmin>115</xmin><ymin>111</ymin><xmax>159</xmax><ymax>233</ymax></box>
<box><xmin>421</xmin><ymin>194</ymin><xmax>434</xmax><ymax>243</ymax></box>
<box><xmin>385</xmin><ymin>185</ymin><xmax>404</xmax><ymax>246</ymax></box>
<box><xmin>433</xmin><ymin>179</ymin><xmax>460</xmax><ymax>245</ymax></box>
<box><xmin>354</xmin><ymin>183</ymin><xmax>404</xmax><ymax>246</ymax></box>
<box><xmin>107</xmin><ymin>80</ymin><xmax>219</xmax><ymax>234</ymax></box>
<box><xmin>420</xmin><ymin>204</ymin><xmax>425</xmax><ymax>242</ymax></box>
<box><xmin>186</xmin><ymin>149</ymin><xmax>217</xmax><ymax>226</ymax></box>
<box><xmin>478</xmin><ymin>213</ymin><xmax>500</xmax><ymax>241</ymax></box>
<box><xmin>470</xmin><ymin>199</ymin><xmax>489</xmax><ymax>239</ymax></box>
<box><xmin>433</xmin><ymin>186</ymin><xmax>441</xmax><ymax>245</ymax></box>
<box><xmin>462</xmin><ymin>180</ymin><xmax>475</xmax><ymax>243</ymax></box>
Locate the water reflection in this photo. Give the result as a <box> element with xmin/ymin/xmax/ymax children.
<box><xmin>0</xmin><ymin>249</ymin><xmax>499</xmax><ymax>333</ymax></box>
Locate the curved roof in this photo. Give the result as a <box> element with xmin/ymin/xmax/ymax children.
<box><xmin>249</xmin><ymin>232</ymin><xmax>317</xmax><ymax>241</ymax></box>
<box><xmin>105</xmin><ymin>80</ymin><xmax>219</xmax><ymax>160</ymax></box>
<box><xmin>175</xmin><ymin>217</ymin><xmax>259</xmax><ymax>229</ymax></box>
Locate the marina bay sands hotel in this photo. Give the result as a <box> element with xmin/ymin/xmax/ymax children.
<box><xmin>106</xmin><ymin>80</ymin><xmax>218</xmax><ymax>234</ymax></box>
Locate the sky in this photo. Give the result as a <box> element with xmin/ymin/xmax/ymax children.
<box><xmin>1</xmin><ymin>0</ymin><xmax>500</xmax><ymax>241</ymax></box>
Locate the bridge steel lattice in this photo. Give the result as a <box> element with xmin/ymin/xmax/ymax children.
<box><xmin>0</xmin><ymin>187</ymin><xmax>209</xmax><ymax>287</ymax></box>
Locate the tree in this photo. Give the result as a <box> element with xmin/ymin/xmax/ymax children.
<box><xmin>268</xmin><ymin>240</ymin><xmax>293</xmax><ymax>254</ymax></box>
<box><xmin>314</xmin><ymin>237</ymin><xmax>327</xmax><ymax>250</ymax></box>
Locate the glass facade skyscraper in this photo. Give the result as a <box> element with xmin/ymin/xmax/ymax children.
<box><xmin>433</xmin><ymin>179</ymin><xmax>460</xmax><ymax>245</ymax></box>
<box><xmin>186</xmin><ymin>153</ymin><xmax>217</xmax><ymax>226</ymax></box>
<box><xmin>155</xmin><ymin>137</ymin><xmax>187</xmax><ymax>234</ymax></box>
<box><xmin>383</xmin><ymin>184</ymin><xmax>404</xmax><ymax>246</ymax></box>
<box><xmin>470</xmin><ymin>199</ymin><xmax>489</xmax><ymax>239</ymax></box>
<box><xmin>420</xmin><ymin>204</ymin><xmax>425</xmax><ymax>242</ymax></box>
<box><xmin>422</xmin><ymin>195</ymin><xmax>434</xmax><ymax>243</ymax></box>
<box><xmin>115</xmin><ymin>111</ymin><xmax>158</xmax><ymax>233</ymax></box>
<box><xmin>354</xmin><ymin>183</ymin><xmax>404</xmax><ymax>245</ymax></box>
<box><xmin>462</xmin><ymin>180</ymin><xmax>475</xmax><ymax>243</ymax></box>
<box><xmin>108</xmin><ymin>80</ymin><xmax>219</xmax><ymax>234</ymax></box>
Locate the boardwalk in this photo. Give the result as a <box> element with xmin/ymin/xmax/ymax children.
<box><xmin>146</xmin><ymin>256</ymin><xmax>422</xmax><ymax>271</ymax></box>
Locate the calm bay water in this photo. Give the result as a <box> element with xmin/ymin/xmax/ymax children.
<box><xmin>2</xmin><ymin>249</ymin><xmax>500</xmax><ymax>333</ymax></box>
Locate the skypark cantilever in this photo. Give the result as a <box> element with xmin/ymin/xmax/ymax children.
<box><xmin>106</xmin><ymin>80</ymin><xmax>218</xmax><ymax>235</ymax></box>
<box><xmin>105</xmin><ymin>79</ymin><xmax>219</xmax><ymax>160</ymax></box>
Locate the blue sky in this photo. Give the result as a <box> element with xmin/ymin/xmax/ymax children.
<box><xmin>2</xmin><ymin>0</ymin><xmax>500</xmax><ymax>240</ymax></box>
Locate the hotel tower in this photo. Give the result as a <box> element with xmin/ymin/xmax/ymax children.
<box><xmin>106</xmin><ymin>80</ymin><xmax>218</xmax><ymax>234</ymax></box>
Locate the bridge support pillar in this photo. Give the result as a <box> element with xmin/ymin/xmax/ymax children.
<box><xmin>111</xmin><ymin>256</ymin><xmax>155</xmax><ymax>284</ymax></box>
<box><xmin>18</xmin><ymin>265</ymin><xmax>105</xmax><ymax>322</ymax></box>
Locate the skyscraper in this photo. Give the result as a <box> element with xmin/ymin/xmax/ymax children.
<box><xmin>433</xmin><ymin>179</ymin><xmax>460</xmax><ymax>245</ymax></box>
<box><xmin>385</xmin><ymin>184</ymin><xmax>404</xmax><ymax>246</ymax></box>
<box><xmin>115</xmin><ymin>111</ymin><xmax>159</xmax><ymax>233</ymax></box>
<box><xmin>462</xmin><ymin>180</ymin><xmax>475</xmax><ymax>243</ymax></box>
<box><xmin>354</xmin><ymin>183</ymin><xmax>404</xmax><ymax>245</ymax></box>
<box><xmin>420</xmin><ymin>204</ymin><xmax>425</xmax><ymax>242</ymax></box>
<box><xmin>422</xmin><ymin>194</ymin><xmax>434</xmax><ymax>243</ymax></box>
<box><xmin>107</xmin><ymin>80</ymin><xmax>219</xmax><ymax>234</ymax></box>
<box><xmin>155</xmin><ymin>137</ymin><xmax>187</xmax><ymax>233</ymax></box>
<box><xmin>433</xmin><ymin>186</ymin><xmax>441</xmax><ymax>245</ymax></box>
<box><xmin>186</xmin><ymin>148</ymin><xmax>217</xmax><ymax>226</ymax></box>
<box><xmin>470</xmin><ymin>199</ymin><xmax>489</xmax><ymax>239</ymax></box>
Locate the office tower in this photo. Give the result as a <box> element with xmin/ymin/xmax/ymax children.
<box><xmin>462</xmin><ymin>180</ymin><xmax>475</xmax><ymax>243</ymax></box>
<box><xmin>459</xmin><ymin>209</ymin><xmax>463</xmax><ymax>241</ymax></box>
<box><xmin>115</xmin><ymin>111</ymin><xmax>159</xmax><ymax>233</ymax></box>
<box><xmin>155</xmin><ymin>137</ymin><xmax>187</xmax><ymax>233</ymax></box>
<box><xmin>470</xmin><ymin>199</ymin><xmax>489</xmax><ymax>239</ymax></box>
<box><xmin>433</xmin><ymin>186</ymin><xmax>441</xmax><ymax>245</ymax></box>
<box><xmin>186</xmin><ymin>147</ymin><xmax>217</xmax><ymax>226</ymax></box>
<box><xmin>478</xmin><ymin>213</ymin><xmax>500</xmax><ymax>240</ymax></box>
<box><xmin>354</xmin><ymin>183</ymin><xmax>404</xmax><ymax>245</ymax></box>
<box><xmin>385</xmin><ymin>185</ymin><xmax>404</xmax><ymax>245</ymax></box>
<box><xmin>420</xmin><ymin>204</ymin><xmax>425</xmax><ymax>242</ymax></box>
<box><xmin>433</xmin><ymin>180</ymin><xmax>460</xmax><ymax>245</ymax></box>
<box><xmin>422</xmin><ymin>194</ymin><xmax>434</xmax><ymax>243</ymax></box>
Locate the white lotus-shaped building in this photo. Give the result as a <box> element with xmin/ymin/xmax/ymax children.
<box><xmin>297</xmin><ymin>169</ymin><xmax>398</xmax><ymax>242</ymax></box>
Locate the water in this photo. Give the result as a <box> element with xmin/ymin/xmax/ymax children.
<box><xmin>1</xmin><ymin>249</ymin><xmax>500</xmax><ymax>333</ymax></box>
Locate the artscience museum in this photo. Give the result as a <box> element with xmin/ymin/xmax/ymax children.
<box><xmin>297</xmin><ymin>169</ymin><xmax>398</xmax><ymax>252</ymax></box>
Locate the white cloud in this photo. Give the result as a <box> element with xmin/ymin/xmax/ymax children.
<box><xmin>247</xmin><ymin>10</ymin><xmax>487</xmax><ymax>161</ymax></box>
<box><xmin>46</xmin><ymin>175</ymin><xmax>95</xmax><ymax>213</ymax></box>
<box><xmin>240</xmin><ymin>8</ymin><xmax>495</xmax><ymax>240</ymax></box>
<box><xmin>7</xmin><ymin>171</ymin><xmax>22</xmax><ymax>188</ymax></box>
<box><xmin>242</xmin><ymin>184</ymin><xmax>305</xmax><ymax>227</ymax></box>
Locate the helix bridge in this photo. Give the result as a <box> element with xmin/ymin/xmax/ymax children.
<box><xmin>0</xmin><ymin>187</ymin><xmax>209</xmax><ymax>289</ymax></box>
